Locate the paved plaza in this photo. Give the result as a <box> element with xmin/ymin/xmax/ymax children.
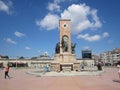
<box><xmin>0</xmin><ymin>68</ymin><xmax>120</xmax><ymax>90</ymax></box>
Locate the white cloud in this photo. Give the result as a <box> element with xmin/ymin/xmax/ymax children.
<box><xmin>83</xmin><ymin>46</ymin><xmax>90</xmax><ymax>50</ymax></box>
<box><xmin>77</xmin><ymin>32</ymin><xmax>109</xmax><ymax>42</ymax></box>
<box><xmin>47</xmin><ymin>0</ymin><xmax>65</xmax><ymax>12</ymax></box>
<box><xmin>102</xmin><ymin>32</ymin><xmax>109</xmax><ymax>38</ymax></box>
<box><xmin>38</xmin><ymin>3</ymin><xmax>102</xmax><ymax>34</ymax></box>
<box><xmin>47</xmin><ymin>2</ymin><xmax>60</xmax><ymax>12</ymax></box>
<box><xmin>5</xmin><ymin>38</ymin><xmax>17</xmax><ymax>44</ymax></box>
<box><xmin>14</xmin><ymin>31</ymin><xmax>25</xmax><ymax>37</ymax></box>
<box><xmin>0</xmin><ymin>0</ymin><xmax>13</xmax><ymax>14</ymax></box>
<box><xmin>25</xmin><ymin>46</ymin><xmax>31</xmax><ymax>50</ymax></box>
<box><xmin>77</xmin><ymin>33</ymin><xmax>101</xmax><ymax>42</ymax></box>
<box><xmin>61</xmin><ymin>3</ymin><xmax>102</xmax><ymax>34</ymax></box>
<box><xmin>36</xmin><ymin>13</ymin><xmax>60</xmax><ymax>30</ymax></box>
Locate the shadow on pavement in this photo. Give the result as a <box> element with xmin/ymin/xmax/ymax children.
<box><xmin>113</xmin><ymin>79</ymin><xmax>120</xmax><ymax>83</ymax></box>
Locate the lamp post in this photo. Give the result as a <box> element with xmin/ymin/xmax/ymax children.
<box><xmin>16</xmin><ymin>56</ymin><xmax>18</xmax><ymax>68</ymax></box>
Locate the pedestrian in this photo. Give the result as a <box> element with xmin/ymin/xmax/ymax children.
<box><xmin>45</xmin><ymin>64</ymin><xmax>50</xmax><ymax>72</ymax></box>
<box><xmin>97</xmin><ymin>62</ymin><xmax>102</xmax><ymax>71</ymax></box>
<box><xmin>81</xmin><ymin>63</ymin><xmax>84</xmax><ymax>69</ymax></box>
<box><xmin>4</xmin><ymin>64</ymin><xmax>10</xmax><ymax>79</ymax></box>
<box><xmin>117</xmin><ymin>64</ymin><xmax>120</xmax><ymax>79</ymax></box>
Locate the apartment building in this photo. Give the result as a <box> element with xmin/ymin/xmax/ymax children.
<box><xmin>100</xmin><ymin>48</ymin><xmax>120</xmax><ymax>65</ymax></box>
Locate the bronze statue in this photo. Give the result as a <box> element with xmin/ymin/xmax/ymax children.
<box><xmin>71</xmin><ymin>43</ymin><xmax>76</xmax><ymax>54</ymax></box>
<box><xmin>55</xmin><ymin>42</ymin><xmax>60</xmax><ymax>54</ymax></box>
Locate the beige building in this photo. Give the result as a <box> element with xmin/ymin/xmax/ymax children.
<box><xmin>92</xmin><ymin>54</ymin><xmax>100</xmax><ymax>64</ymax></box>
<box><xmin>100</xmin><ymin>48</ymin><xmax>120</xmax><ymax>65</ymax></box>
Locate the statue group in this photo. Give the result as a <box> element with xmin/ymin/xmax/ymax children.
<box><xmin>55</xmin><ymin>41</ymin><xmax>76</xmax><ymax>54</ymax></box>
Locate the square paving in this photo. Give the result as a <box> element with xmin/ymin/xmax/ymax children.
<box><xmin>0</xmin><ymin>68</ymin><xmax>120</xmax><ymax>90</ymax></box>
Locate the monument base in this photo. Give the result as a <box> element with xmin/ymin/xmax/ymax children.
<box><xmin>54</xmin><ymin>53</ymin><xmax>76</xmax><ymax>63</ymax></box>
<box><xmin>51</xmin><ymin>62</ymin><xmax>60</xmax><ymax>72</ymax></box>
<box><xmin>53</xmin><ymin>54</ymin><xmax>80</xmax><ymax>71</ymax></box>
<box><xmin>51</xmin><ymin>62</ymin><xmax>81</xmax><ymax>72</ymax></box>
<box><xmin>60</xmin><ymin>63</ymin><xmax>73</xmax><ymax>71</ymax></box>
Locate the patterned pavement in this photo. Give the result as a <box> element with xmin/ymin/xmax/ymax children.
<box><xmin>0</xmin><ymin>68</ymin><xmax>120</xmax><ymax>90</ymax></box>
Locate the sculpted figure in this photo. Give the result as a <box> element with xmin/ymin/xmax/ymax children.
<box><xmin>61</xmin><ymin>36</ymin><xmax>68</xmax><ymax>52</ymax></box>
<box><xmin>55</xmin><ymin>42</ymin><xmax>60</xmax><ymax>54</ymax></box>
<box><xmin>71</xmin><ymin>43</ymin><xmax>76</xmax><ymax>54</ymax></box>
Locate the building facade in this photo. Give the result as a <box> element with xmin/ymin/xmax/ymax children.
<box><xmin>82</xmin><ymin>50</ymin><xmax>92</xmax><ymax>59</ymax></box>
<box><xmin>100</xmin><ymin>48</ymin><xmax>120</xmax><ymax>65</ymax></box>
<box><xmin>92</xmin><ymin>54</ymin><xmax>100</xmax><ymax>65</ymax></box>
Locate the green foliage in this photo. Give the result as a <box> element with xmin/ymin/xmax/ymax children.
<box><xmin>31</xmin><ymin>57</ymin><xmax>37</xmax><ymax>59</ymax></box>
<box><xmin>1</xmin><ymin>55</ymin><xmax>9</xmax><ymax>59</ymax></box>
<box><xmin>19</xmin><ymin>56</ymin><xmax>24</xmax><ymax>59</ymax></box>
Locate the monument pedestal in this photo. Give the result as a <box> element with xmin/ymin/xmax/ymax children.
<box><xmin>51</xmin><ymin>62</ymin><xmax>60</xmax><ymax>71</ymax></box>
<box><xmin>54</xmin><ymin>53</ymin><xmax>76</xmax><ymax>63</ymax></box>
<box><xmin>53</xmin><ymin>54</ymin><xmax>80</xmax><ymax>71</ymax></box>
<box><xmin>73</xmin><ymin>62</ymin><xmax>81</xmax><ymax>71</ymax></box>
<box><xmin>60</xmin><ymin>63</ymin><xmax>73</xmax><ymax>71</ymax></box>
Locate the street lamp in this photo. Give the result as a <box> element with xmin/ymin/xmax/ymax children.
<box><xmin>16</xmin><ymin>56</ymin><xmax>18</xmax><ymax>68</ymax></box>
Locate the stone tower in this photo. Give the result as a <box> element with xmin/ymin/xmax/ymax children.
<box><xmin>59</xmin><ymin>19</ymin><xmax>71</xmax><ymax>54</ymax></box>
<box><xmin>54</xmin><ymin>19</ymin><xmax>76</xmax><ymax>63</ymax></box>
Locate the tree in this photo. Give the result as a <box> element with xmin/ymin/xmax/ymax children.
<box><xmin>31</xmin><ymin>57</ymin><xmax>37</xmax><ymax>59</ymax></box>
<box><xmin>19</xmin><ymin>56</ymin><xmax>24</xmax><ymax>59</ymax></box>
<box><xmin>1</xmin><ymin>55</ymin><xmax>9</xmax><ymax>59</ymax></box>
<box><xmin>4</xmin><ymin>56</ymin><xmax>9</xmax><ymax>59</ymax></box>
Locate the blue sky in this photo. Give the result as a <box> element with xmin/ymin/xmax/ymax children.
<box><xmin>0</xmin><ymin>0</ymin><xmax>120</xmax><ymax>58</ymax></box>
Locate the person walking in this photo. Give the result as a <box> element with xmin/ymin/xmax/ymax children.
<box><xmin>117</xmin><ymin>64</ymin><xmax>120</xmax><ymax>79</ymax></box>
<box><xmin>97</xmin><ymin>62</ymin><xmax>102</xmax><ymax>71</ymax></box>
<box><xmin>4</xmin><ymin>64</ymin><xmax>10</xmax><ymax>79</ymax></box>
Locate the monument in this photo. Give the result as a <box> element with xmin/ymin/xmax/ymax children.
<box><xmin>1</xmin><ymin>19</ymin><xmax>96</xmax><ymax>75</ymax></box>
<box><xmin>52</xmin><ymin>19</ymin><xmax>80</xmax><ymax>71</ymax></box>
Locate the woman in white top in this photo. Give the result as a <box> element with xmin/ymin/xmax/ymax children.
<box><xmin>117</xmin><ymin>65</ymin><xmax>120</xmax><ymax>79</ymax></box>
